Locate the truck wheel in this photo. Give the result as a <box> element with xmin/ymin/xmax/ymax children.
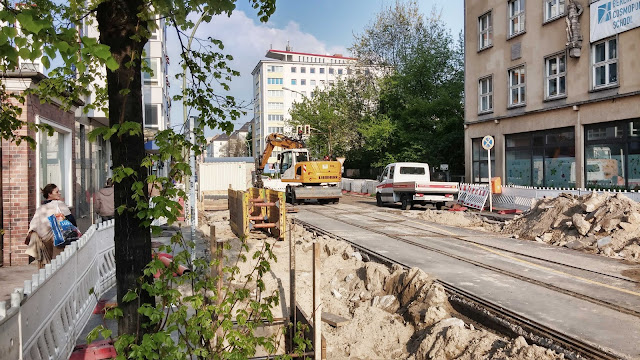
<box><xmin>376</xmin><ymin>193</ymin><xmax>383</xmax><ymax>207</ymax></box>
<box><xmin>401</xmin><ymin>196</ymin><xmax>412</xmax><ymax>211</ymax></box>
<box><xmin>436</xmin><ymin>203</ymin><xmax>444</xmax><ymax>210</ymax></box>
<box><xmin>332</xmin><ymin>198</ymin><xmax>339</xmax><ymax>204</ymax></box>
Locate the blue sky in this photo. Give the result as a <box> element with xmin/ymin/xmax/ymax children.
<box><xmin>167</xmin><ymin>0</ymin><xmax>464</xmax><ymax>136</ymax></box>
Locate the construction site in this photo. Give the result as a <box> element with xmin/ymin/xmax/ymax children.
<box><xmin>195</xmin><ymin>185</ymin><xmax>640</xmax><ymax>359</ymax></box>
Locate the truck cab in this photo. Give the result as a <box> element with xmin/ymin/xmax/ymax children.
<box><xmin>376</xmin><ymin>162</ymin><xmax>458</xmax><ymax>210</ymax></box>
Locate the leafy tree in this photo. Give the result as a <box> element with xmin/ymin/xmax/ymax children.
<box><xmin>288</xmin><ymin>78</ymin><xmax>377</xmax><ymax>159</ymax></box>
<box><xmin>0</xmin><ymin>0</ymin><xmax>277</xmax><ymax>343</ymax></box>
<box><xmin>350</xmin><ymin>0</ymin><xmax>427</xmax><ymax>72</ymax></box>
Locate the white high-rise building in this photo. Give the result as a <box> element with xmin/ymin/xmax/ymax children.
<box><xmin>251</xmin><ymin>47</ymin><xmax>358</xmax><ymax>163</ymax></box>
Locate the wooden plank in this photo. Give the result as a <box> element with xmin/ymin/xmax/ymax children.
<box><xmin>321</xmin><ymin>312</ymin><xmax>349</xmax><ymax>327</ymax></box>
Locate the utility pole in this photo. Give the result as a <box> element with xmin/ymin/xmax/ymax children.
<box><xmin>183</xmin><ymin>16</ymin><xmax>204</xmax><ymax>245</ymax></box>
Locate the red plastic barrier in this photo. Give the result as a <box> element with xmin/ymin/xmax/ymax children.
<box><xmin>70</xmin><ymin>340</ymin><xmax>116</xmax><ymax>360</ymax></box>
<box><xmin>153</xmin><ymin>252</ymin><xmax>191</xmax><ymax>278</ymax></box>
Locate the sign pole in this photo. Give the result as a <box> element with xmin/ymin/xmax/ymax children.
<box><xmin>481</xmin><ymin>135</ymin><xmax>495</xmax><ymax>213</ymax></box>
<box><xmin>488</xmin><ymin>149</ymin><xmax>492</xmax><ymax>212</ymax></box>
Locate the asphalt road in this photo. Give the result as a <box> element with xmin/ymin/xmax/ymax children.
<box><xmin>294</xmin><ymin>195</ymin><xmax>640</xmax><ymax>359</ymax></box>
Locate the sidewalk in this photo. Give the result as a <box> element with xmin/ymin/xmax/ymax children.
<box><xmin>0</xmin><ymin>263</ymin><xmax>40</xmax><ymax>303</ymax></box>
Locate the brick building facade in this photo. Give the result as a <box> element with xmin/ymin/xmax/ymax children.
<box><xmin>1</xmin><ymin>72</ymin><xmax>78</xmax><ymax>266</ymax></box>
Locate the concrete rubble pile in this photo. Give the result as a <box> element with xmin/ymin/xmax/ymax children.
<box><xmin>289</xmin><ymin>226</ymin><xmax>564</xmax><ymax>359</ymax></box>
<box><xmin>503</xmin><ymin>192</ymin><xmax>640</xmax><ymax>262</ymax></box>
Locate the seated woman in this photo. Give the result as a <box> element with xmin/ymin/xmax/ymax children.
<box><xmin>26</xmin><ymin>184</ymin><xmax>77</xmax><ymax>268</ymax></box>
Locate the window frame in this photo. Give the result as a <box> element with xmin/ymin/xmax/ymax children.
<box><xmin>591</xmin><ymin>36</ymin><xmax>618</xmax><ymax>90</ymax></box>
<box><xmin>507</xmin><ymin>0</ymin><xmax>526</xmax><ymax>38</ymax></box>
<box><xmin>143</xmin><ymin>57</ymin><xmax>161</xmax><ymax>85</ymax></box>
<box><xmin>544</xmin><ymin>52</ymin><xmax>567</xmax><ymax>100</ymax></box>
<box><xmin>478</xmin><ymin>11</ymin><xmax>493</xmax><ymax>51</ymax></box>
<box><xmin>144</xmin><ymin>103</ymin><xmax>160</xmax><ymax>128</ymax></box>
<box><xmin>36</xmin><ymin>115</ymin><xmax>73</xmax><ymax>207</ymax></box>
<box><xmin>508</xmin><ymin>65</ymin><xmax>526</xmax><ymax>107</ymax></box>
<box><xmin>478</xmin><ymin>75</ymin><xmax>493</xmax><ymax>114</ymax></box>
<box><xmin>543</xmin><ymin>0</ymin><xmax>565</xmax><ymax>23</ymax></box>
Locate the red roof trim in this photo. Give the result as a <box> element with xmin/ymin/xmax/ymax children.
<box><xmin>267</xmin><ymin>49</ymin><xmax>356</xmax><ymax>60</ymax></box>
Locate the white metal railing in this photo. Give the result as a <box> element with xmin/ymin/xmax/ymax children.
<box><xmin>340</xmin><ymin>178</ymin><xmax>640</xmax><ymax>209</ymax></box>
<box><xmin>0</xmin><ymin>220</ymin><xmax>116</xmax><ymax>360</ymax></box>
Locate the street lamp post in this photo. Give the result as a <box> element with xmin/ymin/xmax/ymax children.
<box><xmin>183</xmin><ymin>15</ymin><xmax>205</xmax><ymax>246</ymax></box>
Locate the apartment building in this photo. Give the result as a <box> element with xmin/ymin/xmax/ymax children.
<box><xmin>74</xmin><ymin>16</ymin><xmax>170</xmax><ymax>228</ymax></box>
<box><xmin>251</xmin><ymin>47</ymin><xmax>358</xmax><ymax>162</ymax></box>
<box><xmin>464</xmin><ymin>0</ymin><xmax>640</xmax><ymax>190</ymax></box>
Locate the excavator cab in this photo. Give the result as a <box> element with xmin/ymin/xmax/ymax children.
<box><xmin>279</xmin><ymin>149</ymin><xmax>310</xmax><ymax>180</ymax></box>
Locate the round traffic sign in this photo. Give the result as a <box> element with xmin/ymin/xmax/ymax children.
<box><xmin>482</xmin><ymin>135</ymin><xmax>494</xmax><ymax>150</ymax></box>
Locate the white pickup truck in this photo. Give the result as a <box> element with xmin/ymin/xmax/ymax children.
<box><xmin>375</xmin><ymin>162</ymin><xmax>458</xmax><ymax>210</ymax></box>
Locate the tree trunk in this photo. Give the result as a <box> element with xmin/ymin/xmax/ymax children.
<box><xmin>96</xmin><ymin>0</ymin><xmax>154</xmax><ymax>338</ymax></box>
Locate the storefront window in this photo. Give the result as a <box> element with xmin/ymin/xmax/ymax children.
<box><xmin>585</xmin><ymin>119</ymin><xmax>640</xmax><ymax>190</ymax></box>
<box><xmin>505</xmin><ymin>127</ymin><xmax>575</xmax><ymax>188</ymax></box>
<box><xmin>472</xmin><ymin>137</ymin><xmax>495</xmax><ymax>183</ymax></box>
<box><xmin>39</xmin><ymin>119</ymin><xmax>72</xmax><ymax>206</ymax></box>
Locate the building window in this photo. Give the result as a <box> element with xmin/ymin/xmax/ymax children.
<box><xmin>268</xmin><ymin>102</ymin><xmax>284</xmax><ymax>110</ymax></box>
<box><xmin>337</xmin><ymin>69</ymin><xmax>343</xmax><ymax>75</ymax></box>
<box><xmin>592</xmin><ymin>37</ymin><xmax>617</xmax><ymax>89</ymax></box>
<box><xmin>267</xmin><ymin>65</ymin><xmax>283</xmax><ymax>72</ymax></box>
<box><xmin>544</xmin><ymin>0</ymin><xmax>564</xmax><ymax>21</ymax></box>
<box><xmin>301</xmin><ymin>67</ymin><xmax>306</xmax><ymax>73</ymax></box>
<box><xmin>478</xmin><ymin>11</ymin><xmax>492</xmax><ymax>50</ymax></box>
<box><xmin>267</xmin><ymin>78</ymin><xmax>283</xmax><ymax>85</ymax></box>
<box><xmin>38</xmin><ymin>120</ymin><xmax>72</xmax><ymax>206</ymax></box>
<box><xmin>143</xmin><ymin>58</ymin><xmax>160</xmax><ymax>85</ymax></box>
<box><xmin>291</xmin><ymin>79</ymin><xmax>297</xmax><ymax>85</ymax></box>
<box><xmin>508</xmin><ymin>65</ymin><xmax>526</xmax><ymax>106</ymax></box>
<box><xmin>508</xmin><ymin>0</ymin><xmax>525</xmax><ymax>37</ymax></box>
<box><xmin>320</xmin><ymin>68</ymin><xmax>325</xmax><ymax>74</ymax></box>
<box><xmin>310</xmin><ymin>80</ymin><xmax>316</xmax><ymax>86</ymax></box>
<box><xmin>268</xmin><ymin>114</ymin><xmax>284</xmax><ymax>121</ymax></box>
<box><xmin>545</xmin><ymin>53</ymin><xmax>566</xmax><ymax>99</ymax></box>
<box><xmin>268</xmin><ymin>90</ymin><xmax>284</xmax><ymax>97</ymax></box>
<box><xmin>268</xmin><ymin>127</ymin><xmax>284</xmax><ymax>133</ymax></box>
<box><xmin>291</xmin><ymin>67</ymin><xmax>296</xmax><ymax>73</ymax></box>
<box><xmin>310</xmin><ymin>67</ymin><xmax>315</xmax><ymax>74</ymax></box>
<box><xmin>505</xmin><ymin>128</ymin><xmax>575</xmax><ymax>187</ymax></box>
<box><xmin>145</xmin><ymin>104</ymin><xmax>160</xmax><ymax>127</ymax></box>
<box><xmin>585</xmin><ymin>120</ymin><xmax>640</xmax><ymax>190</ymax></box>
<box><xmin>329</xmin><ymin>68</ymin><xmax>334</xmax><ymax>75</ymax></box>
<box><xmin>472</xmin><ymin>138</ymin><xmax>495</xmax><ymax>183</ymax></box>
<box><xmin>478</xmin><ymin>76</ymin><xmax>493</xmax><ymax>113</ymax></box>
<box><xmin>301</xmin><ymin>79</ymin><xmax>306</xmax><ymax>85</ymax></box>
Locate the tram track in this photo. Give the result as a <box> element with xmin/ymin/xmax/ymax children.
<box><xmin>303</xmin><ymin>206</ymin><xmax>640</xmax><ymax>319</ymax></box>
<box><xmin>341</xmin><ymin>208</ymin><xmax>640</xmax><ymax>286</ymax></box>
<box><xmin>293</xmin><ymin>210</ymin><xmax>633</xmax><ymax>360</ymax></box>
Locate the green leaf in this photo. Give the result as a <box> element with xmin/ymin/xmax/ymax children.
<box><xmin>106</xmin><ymin>58</ymin><xmax>119</xmax><ymax>71</ymax></box>
<box><xmin>122</xmin><ymin>290</ymin><xmax>138</xmax><ymax>302</ymax></box>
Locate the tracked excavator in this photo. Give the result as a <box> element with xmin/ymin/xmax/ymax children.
<box><xmin>255</xmin><ymin>133</ymin><xmax>342</xmax><ymax>204</ymax></box>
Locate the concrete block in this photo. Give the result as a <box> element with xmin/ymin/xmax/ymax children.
<box><xmin>565</xmin><ymin>239</ymin><xmax>585</xmax><ymax>250</ymax></box>
<box><xmin>597</xmin><ymin>236</ymin><xmax>612</xmax><ymax>249</ymax></box>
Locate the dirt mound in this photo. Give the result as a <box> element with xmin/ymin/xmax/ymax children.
<box><xmin>503</xmin><ymin>192</ymin><xmax>640</xmax><ymax>262</ymax></box>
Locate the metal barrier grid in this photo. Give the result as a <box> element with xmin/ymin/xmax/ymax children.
<box><xmin>0</xmin><ymin>220</ymin><xmax>116</xmax><ymax>360</ymax></box>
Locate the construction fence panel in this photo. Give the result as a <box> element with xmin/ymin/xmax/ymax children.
<box><xmin>228</xmin><ymin>189</ymin><xmax>248</xmax><ymax>239</ymax></box>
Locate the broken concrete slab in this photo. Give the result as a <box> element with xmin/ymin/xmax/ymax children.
<box><xmin>572</xmin><ymin>213</ymin><xmax>591</xmax><ymax>236</ymax></box>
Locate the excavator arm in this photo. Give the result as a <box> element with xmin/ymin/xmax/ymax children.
<box><xmin>255</xmin><ymin>133</ymin><xmax>305</xmax><ymax>188</ymax></box>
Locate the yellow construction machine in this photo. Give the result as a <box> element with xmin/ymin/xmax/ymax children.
<box><xmin>255</xmin><ymin>133</ymin><xmax>342</xmax><ymax>204</ymax></box>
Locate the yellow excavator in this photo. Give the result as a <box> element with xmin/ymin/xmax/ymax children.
<box><xmin>255</xmin><ymin>133</ymin><xmax>342</xmax><ymax>204</ymax></box>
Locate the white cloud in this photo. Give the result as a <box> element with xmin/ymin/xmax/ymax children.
<box><xmin>167</xmin><ymin>11</ymin><xmax>348</xmax><ymax>136</ymax></box>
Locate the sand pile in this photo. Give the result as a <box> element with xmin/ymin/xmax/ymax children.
<box><xmin>503</xmin><ymin>192</ymin><xmax>640</xmax><ymax>262</ymax></box>
<box><xmin>400</xmin><ymin>209</ymin><xmax>502</xmax><ymax>232</ymax></box>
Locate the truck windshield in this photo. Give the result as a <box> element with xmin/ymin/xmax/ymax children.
<box><xmin>296</xmin><ymin>153</ymin><xmax>309</xmax><ymax>162</ymax></box>
<box><xmin>399</xmin><ymin>167</ymin><xmax>426</xmax><ymax>175</ymax></box>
